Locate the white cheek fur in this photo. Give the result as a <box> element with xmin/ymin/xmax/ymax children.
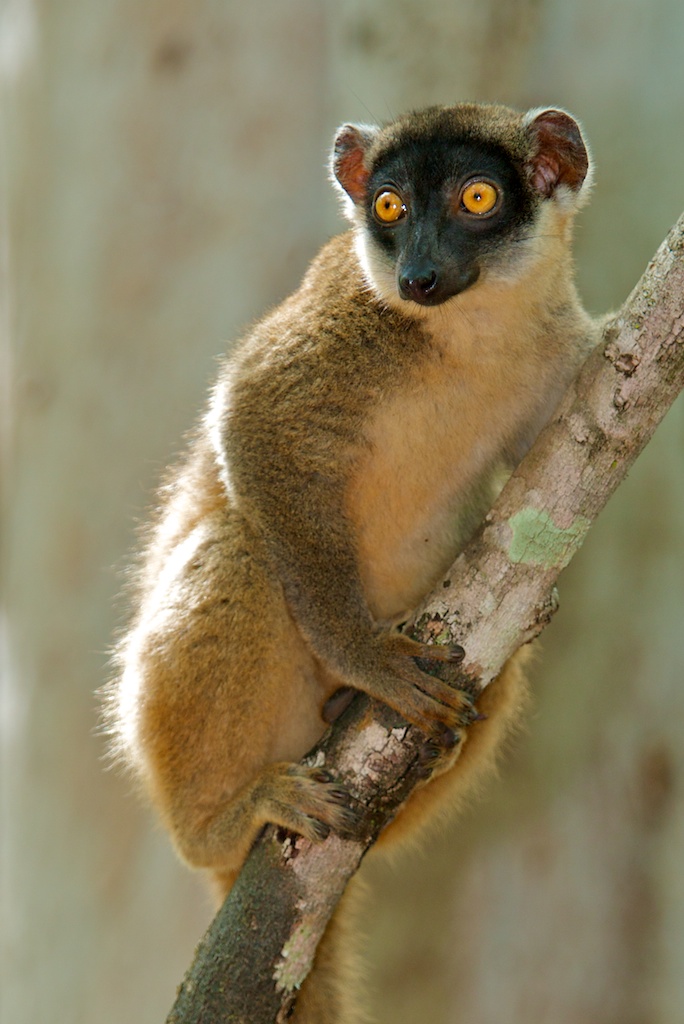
<box><xmin>353</xmin><ymin>229</ymin><xmax>402</xmax><ymax>309</ymax></box>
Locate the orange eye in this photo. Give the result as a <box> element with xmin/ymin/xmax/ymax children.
<box><xmin>460</xmin><ymin>180</ymin><xmax>499</xmax><ymax>215</ymax></box>
<box><xmin>374</xmin><ymin>189</ymin><xmax>407</xmax><ymax>223</ymax></box>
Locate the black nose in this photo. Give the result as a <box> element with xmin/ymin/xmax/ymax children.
<box><xmin>398</xmin><ymin>269</ymin><xmax>438</xmax><ymax>304</ymax></box>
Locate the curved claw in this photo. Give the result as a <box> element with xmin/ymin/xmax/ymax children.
<box><xmin>418</xmin><ymin>728</ymin><xmax>459</xmax><ymax>764</ymax></box>
<box><xmin>417</xmin><ymin>723</ymin><xmax>465</xmax><ymax>778</ymax></box>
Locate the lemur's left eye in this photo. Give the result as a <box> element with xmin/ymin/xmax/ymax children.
<box><xmin>460</xmin><ymin>179</ymin><xmax>500</xmax><ymax>216</ymax></box>
<box><xmin>373</xmin><ymin>189</ymin><xmax>407</xmax><ymax>224</ymax></box>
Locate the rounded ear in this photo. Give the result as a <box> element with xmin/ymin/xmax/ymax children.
<box><xmin>330</xmin><ymin>123</ymin><xmax>378</xmax><ymax>205</ymax></box>
<box><xmin>524</xmin><ymin>108</ymin><xmax>590</xmax><ymax>200</ymax></box>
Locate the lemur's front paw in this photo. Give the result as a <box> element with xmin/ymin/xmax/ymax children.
<box><xmin>363</xmin><ymin>632</ymin><xmax>480</xmax><ymax>740</ymax></box>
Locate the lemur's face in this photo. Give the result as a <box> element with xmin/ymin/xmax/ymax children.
<box><xmin>363</xmin><ymin>134</ymin><xmax>535</xmax><ymax>306</ymax></box>
<box><xmin>332</xmin><ymin>105</ymin><xmax>591</xmax><ymax>312</ymax></box>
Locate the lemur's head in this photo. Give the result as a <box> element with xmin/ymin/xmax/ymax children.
<box><xmin>331</xmin><ymin>103</ymin><xmax>592</xmax><ymax>311</ymax></box>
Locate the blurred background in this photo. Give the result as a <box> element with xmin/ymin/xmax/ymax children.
<box><xmin>2</xmin><ymin>1</ymin><xmax>683</xmax><ymax>1022</ymax></box>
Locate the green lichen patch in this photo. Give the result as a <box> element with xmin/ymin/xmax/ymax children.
<box><xmin>507</xmin><ymin>508</ymin><xmax>591</xmax><ymax>569</ymax></box>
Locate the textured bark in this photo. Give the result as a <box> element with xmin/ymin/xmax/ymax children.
<box><xmin>167</xmin><ymin>214</ymin><xmax>684</xmax><ymax>1024</ymax></box>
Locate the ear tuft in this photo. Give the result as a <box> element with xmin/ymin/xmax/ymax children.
<box><xmin>524</xmin><ymin>108</ymin><xmax>590</xmax><ymax>201</ymax></box>
<box><xmin>330</xmin><ymin>123</ymin><xmax>378</xmax><ymax>206</ymax></box>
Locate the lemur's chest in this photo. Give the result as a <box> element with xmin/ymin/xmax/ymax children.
<box><xmin>344</xmin><ymin>332</ymin><xmax>544</xmax><ymax>623</ymax></box>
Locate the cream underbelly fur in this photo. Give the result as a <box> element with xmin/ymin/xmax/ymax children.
<box><xmin>345</xmin><ymin>294</ymin><xmax>576</xmax><ymax>625</ymax></box>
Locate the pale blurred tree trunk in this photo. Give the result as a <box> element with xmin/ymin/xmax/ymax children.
<box><xmin>3</xmin><ymin>1</ymin><xmax>683</xmax><ymax>1023</ymax></box>
<box><xmin>2</xmin><ymin>3</ymin><xmax>331</xmax><ymax>1021</ymax></box>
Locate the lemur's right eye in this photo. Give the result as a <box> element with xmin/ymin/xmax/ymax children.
<box><xmin>373</xmin><ymin>189</ymin><xmax>407</xmax><ymax>224</ymax></box>
<box><xmin>459</xmin><ymin>179</ymin><xmax>500</xmax><ymax>216</ymax></box>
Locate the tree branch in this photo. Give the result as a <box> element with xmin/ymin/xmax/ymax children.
<box><xmin>166</xmin><ymin>214</ymin><xmax>684</xmax><ymax>1024</ymax></box>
